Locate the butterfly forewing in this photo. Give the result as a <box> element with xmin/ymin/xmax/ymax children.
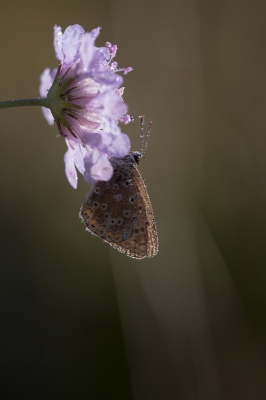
<box><xmin>80</xmin><ymin>153</ymin><xmax>158</xmax><ymax>259</ymax></box>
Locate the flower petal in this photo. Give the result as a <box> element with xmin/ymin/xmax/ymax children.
<box><xmin>39</xmin><ymin>68</ymin><xmax>53</xmax><ymax>97</ymax></box>
<box><xmin>109</xmin><ymin>133</ymin><xmax>130</xmax><ymax>157</ymax></box>
<box><xmin>53</xmin><ymin>25</ymin><xmax>63</xmax><ymax>61</ymax></box>
<box><xmin>102</xmin><ymin>92</ymin><xmax>128</xmax><ymax>118</ymax></box>
<box><xmin>97</xmin><ymin>130</ymin><xmax>130</xmax><ymax>157</ymax></box>
<box><xmin>65</xmin><ymin>138</ymin><xmax>86</xmax><ymax>175</ymax></box>
<box><xmin>78</xmin><ymin>33</ymin><xmax>94</xmax><ymax>73</ymax></box>
<box><xmin>64</xmin><ymin>148</ymin><xmax>78</xmax><ymax>189</ymax></box>
<box><xmin>54</xmin><ymin>24</ymin><xmax>84</xmax><ymax>68</ymax></box>
<box><xmin>90</xmin><ymin>27</ymin><xmax>101</xmax><ymax>40</ymax></box>
<box><xmin>41</xmin><ymin>107</ymin><xmax>54</xmax><ymax>125</ymax></box>
<box><xmin>88</xmin><ymin>91</ymin><xmax>127</xmax><ymax>119</ymax></box>
<box><xmin>83</xmin><ymin>148</ymin><xmax>113</xmax><ymax>184</ymax></box>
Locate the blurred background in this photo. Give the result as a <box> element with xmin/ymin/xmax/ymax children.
<box><xmin>0</xmin><ymin>0</ymin><xmax>266</xmax><ymax>398</ymax></box>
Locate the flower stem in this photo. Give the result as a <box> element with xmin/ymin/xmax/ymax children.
<box><xmin>0</xmin><ymin>97</ymin><xmax>51</xmax><ymax>110</ymax></box>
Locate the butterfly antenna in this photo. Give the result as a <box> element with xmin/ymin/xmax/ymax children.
<box><xmin>139</xmin><ymin>115</ymin><xmax>152</xmax><ymax>158</ymax></box>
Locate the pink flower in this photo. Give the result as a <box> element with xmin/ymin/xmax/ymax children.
<box><xmin>39</xmin><ymin>24</ymin><xmax>132</xmax><ymax>188</ymax></box>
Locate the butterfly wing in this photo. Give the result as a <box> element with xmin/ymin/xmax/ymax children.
<box><xmin>129</xmin><ymin>166</ymin><xmax>158</xmax><ymax>258</ymax></box>
<box><xmin>80</xmin><ymin>156</ymin><xmax>158</xmax><ymax>259</ymax></box>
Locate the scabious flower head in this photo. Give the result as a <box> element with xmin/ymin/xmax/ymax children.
<box><xmin>40</xmin><ymin>24</ymin><xmax>133</xmax><ymax>188</ymax></box>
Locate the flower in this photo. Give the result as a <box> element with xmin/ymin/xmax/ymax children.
<box><xmin>39</xmin><ymin>24</ymin><xmax>133</xmax><ymax>188</ymax></box>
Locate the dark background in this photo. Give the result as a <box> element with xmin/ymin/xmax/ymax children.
<box><xmin>0</xmin><ymin>0</ymin><xmax>266</xmax><ymax>399</ymax></box>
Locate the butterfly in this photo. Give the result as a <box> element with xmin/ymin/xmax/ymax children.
<box><xmin>79</xmin><ymin>116</ymin><xmax>158</xmax><ymax>259</ymax></box>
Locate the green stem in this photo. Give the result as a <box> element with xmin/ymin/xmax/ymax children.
<box><xmin>0</xmin><ymin>97</ymin><xmax>51</xmax><ymax>110</ymax></box>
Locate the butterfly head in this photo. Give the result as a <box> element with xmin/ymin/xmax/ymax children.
<box><xmin>130</xmin><ymin>151</ymin><xmax>142</xmax><ymax>165</ymax></box>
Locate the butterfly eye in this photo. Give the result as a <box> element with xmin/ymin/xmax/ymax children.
<box><xmin>96</xmin><ymin>225</ymin><xmax>106</xmax><ymax>236</ymax></box>
<box><xmin>82</xmin><ymin>208</ymin><xmax>93</xmax><ymax>221</ymax></box>
<box><xmin>113</xmin><ymin>233</ymin><xmax>123</xmax><ymax>242</ymax></box>
<box><xmin>123</xmin><ymin>228</ymin><xmax>132</xmax><ymax>239</ymax></box>
<box><xmin>123</xmin><ymin>181</ymin><xmax>130</xmax><ymax>187</ymax></box>
<box><xmin>92</xmin><ymin>201</ymin><xmax>100</xmax><ymax>209</ymax></box>
<box><xmin>94</xmin><ymin>187</ymin><xmax>101</xmax><ymax>194</ymax></box>
<box><xmin>88</xmin><ymin>219</ymin><xmax>99</xmax><ymax>231</ymax></box>
<box><xmin>129</xmin><ymin>196</ymin><xmax>136</xmax><ymax>204</ymax></box>
<box><xmin>101</xmin><ymin>203</ymin><xmax>107</xmax><ymax>210</ymax></box>
<box><xmin>116</xmin><ymin>218</ymin><xmax>123</xmax><ymax>226</ymax></box>
<box><xmin>105</xmin><ymin>232</ymin><xmax>113</xmax><ymax>241</ymax></box>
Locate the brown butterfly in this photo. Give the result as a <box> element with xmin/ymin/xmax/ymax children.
<box><xmin>79</xmin><ymin>116</ymin><xmax>158</xmax><ymax>259</ymax></box>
